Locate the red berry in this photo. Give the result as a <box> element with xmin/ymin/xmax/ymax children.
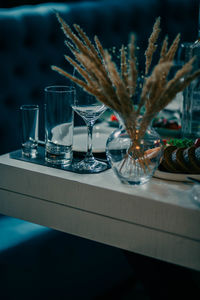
<box><xmin>162</xmin><ymin>139</ymin><xmax>167</xmax><ymax>145</ymax></box>
<box><xmin>195</xmin><ymin>138</ymin><xmax>200</xmax><ymax>148</ymax></box>
<box><xmin>110</xmin><ymin>114</ymin><xmax>118</xmax><ymax>122</ymax></box>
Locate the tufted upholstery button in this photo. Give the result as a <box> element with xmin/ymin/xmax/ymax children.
<box><xmin>4</xmin><ymin>95</ymin><xmax>16</xmax><ymax>109</ymax></box>
<box><xmin>13</xmin><ymin>65</ymin><xmax>26</xmax><ymax>77</ymax></box>
<box><xmin>0</xmin><ymin>38</ymin><xmax>6</xmax><ymax>51</ymax></box>
<box><xmin>39</xmin><ymin>61</ymin><xmax>50</xmax><ymax>73</ymax></box>
<box><xmin>30</xmin><ymin>88</ymin><xmax>42</xmax><ymax>100</ymax></box>
<box><xmin>23</xmin><ymin>36</ymin><xmax>34</xmax><ymax>48</ymax></box>
<box><xmin>0</xmin><ymin>125</ymin><xmax>6</xmax><ymax>139</ymax></box>
<box><xmin>48</xmin><ymin>33</ymin><xmax>57</xmax><ymax>45</ymax></box>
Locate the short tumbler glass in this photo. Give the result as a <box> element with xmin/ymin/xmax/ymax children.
<box><xmin>44</xmin><ymin>86</ymin><xmax>74</xmax><ymax>165</ymax></box>
<box><xmin>20</xmin><ymin>104</ymin><xmax>39</xmax><ymax>158</ymax></box>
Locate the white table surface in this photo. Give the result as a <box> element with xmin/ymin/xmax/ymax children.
<box><xmin>0</xmin><ymin>153</ymin><xmax>200</xmax><ymax>271</ymax></box>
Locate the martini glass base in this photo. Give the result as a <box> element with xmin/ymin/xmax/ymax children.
<box><xmin>72</xmin><ymin>157</ymin><xmax>108</xmax><ymax>174</ymax></box>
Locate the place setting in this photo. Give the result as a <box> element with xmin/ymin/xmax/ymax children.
<box><xmin>10</xmin><ymin>13</ymin><xmax>200</xmax><ymax>186</ymax></box>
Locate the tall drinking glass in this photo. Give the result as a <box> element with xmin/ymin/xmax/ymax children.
<box><xmin>72</xmin><ymin>86</ymin><xmax>107</xmax><ymax>173</ymax></box>
<box><xmin>45</xmin><ymin>86</ymin><xmax>74</xmax><ymax>165</ymax></box>
<box><xmin>177</xmin><ymin>43</ymin><xmax>193</xmax><ymax>137</ymax></box>
<box><xmin>178</xmin><ymin>41</ymin><xmax>200</xmax><ymax>138</ymax></box>
<box><xmin>180</xmin><ymin>2</ymin><xmax>200</xmax><ymax>138</ymax></box>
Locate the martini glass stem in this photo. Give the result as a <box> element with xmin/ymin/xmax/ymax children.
<box><xmin>85</xmin><ymin>120</ymin><xmax>95</xmax><ymax>161</ymax></box>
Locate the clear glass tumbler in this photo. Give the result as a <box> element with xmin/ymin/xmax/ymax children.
<box><xmin>20</xmin><ymin>104</ymin><xmax>39</xmax><ymax>158</ymax></box>
<box><xmin>179</xmin><ymin>42</ymin><xmax>200</xmax><ymax>138</ymax></box>
<box><xmin>44</xmin><ymin>86</ymin><xmax>74</xmax><ymax>165</ymax></box>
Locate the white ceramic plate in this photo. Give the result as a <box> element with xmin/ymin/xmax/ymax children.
<box><xmin>73</xmin><ymin>125</ymin><xmax>114</xmax><ymax>153</ymax></box>
<box><xmin>154</xmin><ymin>170</ymin><xmax>200</xmax><ymax>182</ymax></box>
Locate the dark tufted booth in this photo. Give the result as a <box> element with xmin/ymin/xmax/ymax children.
<box><xmin>0</xmin><ymin>0</ymin><xmax>198</xmax><ymax>155</ymax></box>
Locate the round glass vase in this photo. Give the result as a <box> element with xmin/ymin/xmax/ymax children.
<box><xmin>106</xmin><ymin>121</ymin><xmax>163</xmax><ymax>185</ymax></box>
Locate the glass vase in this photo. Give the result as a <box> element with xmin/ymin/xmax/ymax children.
<box><xmin>106</xmin><ymin>119</ymin><xmax>163</xmax><ymax>185</ymax></box>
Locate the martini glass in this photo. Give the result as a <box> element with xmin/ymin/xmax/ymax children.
<box><xmin>72</xmin><ymin>86</ymin><xmax>107</xmax><ymax>173</ymax></box>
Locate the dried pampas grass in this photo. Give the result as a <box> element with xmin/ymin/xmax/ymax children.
<box><xmin>51</xmin><ymin>13</ymin><xmax>200</xmax><ymax>169</ymax></box>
